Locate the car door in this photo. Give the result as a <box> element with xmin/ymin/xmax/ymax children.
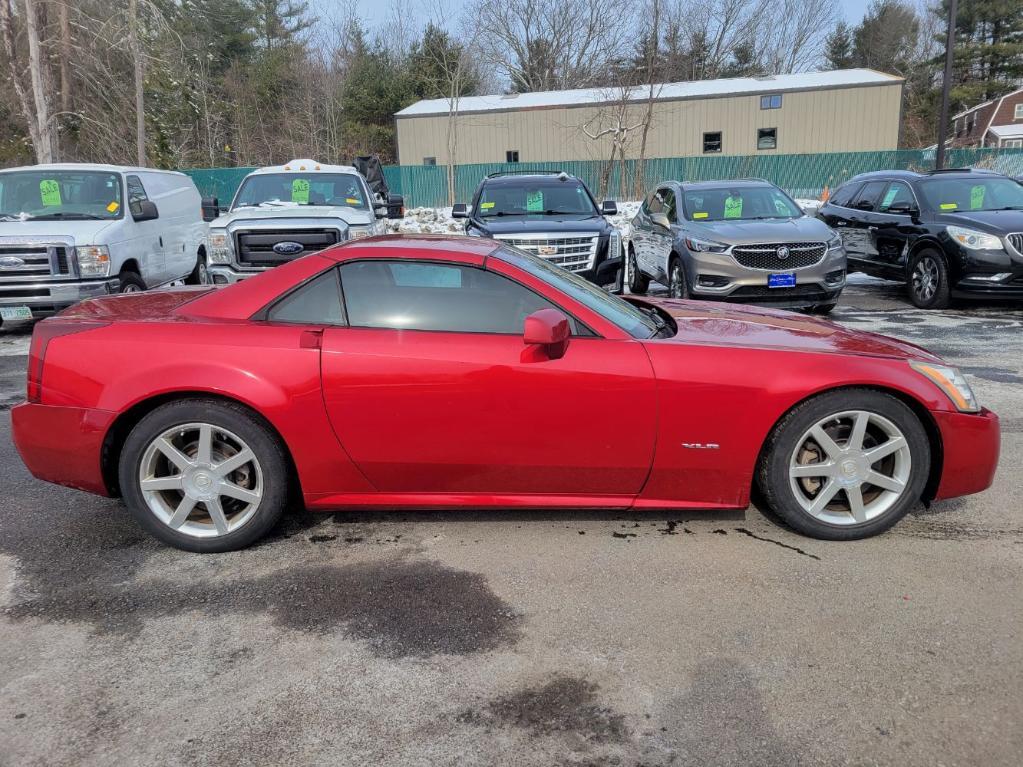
<box><xmin>125</xmin><ymin>174</ymin><xmax>166</xmax><ymax>286</ymax></box>
<box><xmin>836</xmin><ymin>180</ymin><xmax>889</xmax><ymax>272</ymax></box>
<box><xmin>631</xmin><ymin>190</ymin><xmax>661</xmax><ymax>277</ymax></box>
<box><xmin>871</xmin><ymin>180</ymin><xmax>924</xmax><ymax>277</ymax></box>
<box><xmin>319</xmin><ymin>258</ymin><xmax>658</xmax><ymax>498</ymax></box>
<box><xmin>650</xmin><ymin>186</ymin><xmax>678</xmax><ymax>283</ymax></box>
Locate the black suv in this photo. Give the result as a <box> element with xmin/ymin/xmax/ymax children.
<box><xmin>452</xmin><ymin>171</ymin><xmax>623</xmax><ymax>288</ymax></box>
<box><xmin>820</xmin><ymin>168</ymin><xmax>1023</xmax><ymax>308</ymax></box>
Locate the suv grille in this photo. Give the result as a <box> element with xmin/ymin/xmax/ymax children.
<box><xmin>0</xmin><ymin>244</ymin><xmax>71</xmax><ymax>278</ymax></box>
<box><xmin>731</xmin><ymin>242</ymin><xmax>827</xmax><ymax>270</ymax></box>
<box><xmin>1008</xmin><ymin>233</ymin><xmax>1023</xmax><ymax>254</ymax></box>
<box><xmin>493</xmin><ymin>234</ymin><xmax>599</xmax><ymax>272</ymax></box>
<box><xmin>235</xmin><ymin>229</ymin><xmax>340</xmax><ymax>267</ymax></box>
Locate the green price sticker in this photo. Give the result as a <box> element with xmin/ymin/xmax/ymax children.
<box><xmin>881</xmin><ymin>187</ymin><xmax>899</xmax><ymax>209</ymax></box>
<box><xmin>724</xmin><ymin>196</ymin><xmax>743</xmax><ymax>219</ymax></box>
<box><xmin>291</xmin><ymin>178</ymin><xmax>310</xmax><ymax>204</ymax></box>
<box><xmin>970</xmin><ymin>185</ymin><xmax>985</xmax><ymax>210</ymax></box>
<box><xmin>526</xmin><ymin>190</ymin><xmax>543</xmax><ymax>212</ymax></box>
<box><xmin>39</xmin><ymin>180</ymin><xmax>62</xmax><ymax>207</ymax></box>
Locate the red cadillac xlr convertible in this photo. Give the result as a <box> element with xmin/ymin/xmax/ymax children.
<box><xmin>12</xmin><ymin>235</ymin><xmax>999</xmax><ymax>552</ymax></box>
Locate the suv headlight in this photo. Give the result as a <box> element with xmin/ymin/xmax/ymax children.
<box><xmin>827</xmin><ymin>232</ymin><xmax>843</xmax><ymax>250</ymax></box>
<box><xmin>910</xmin><ymin>361</ymin><xmax>980</xmax><ymax>412</ymax></box>
<box><xmin>76</xmin><ymin>245</ymin><xmax>111</xmax><ymax>277</ymax></box>
<box><xmin>946</xmin><ymin>225</ymin><xmax>1003</xmax><ymax>252</ymax></box>
<box><xmin>684</xmin><ymin>236</ymin><xmax>729</xmax><ymax>253</ymax></box>
<box><xmin>208</xmin><ymin>230</ymin><xmax>232</xmax><ymax>263</ymax></box>
<box><xmin>608</xmin><ymin>228</ymin><xmax>622</xmax><ymax>259</ymax></box>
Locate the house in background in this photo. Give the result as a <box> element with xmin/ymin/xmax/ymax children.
<box><xmin>951</xmin><ymin>88</ymin><xmax>1023</xmax><ymax>149</ymax></box>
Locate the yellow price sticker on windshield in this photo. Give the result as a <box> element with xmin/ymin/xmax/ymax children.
<box><xmin>481</xmin><ymin>202</ymin><xmax>495</xmax><ymax>209</ymax></box>
<box><xmin>970</xmin><ymin>185</ymin><xmax>985</xmax><ymax>210</ymax></box>
<box><xmin>106</xmin><ymin>201</ymin><xmax>119</xmax><ymax>213</ymax></box>
<box><xmin>724</xmin><ymin>196</ymin><xmax>743</xmax><ymax>219</ymax></box>
<box><xmin>940</xmin><ymin>203</ymin><xmax>958</xmax><ymax>210</ymax></box>
<box><xmin>291</xmin><ymin>178</ymin><xmax>310</xmax><ymax>203</ymax></box>
<box><xmin>40</xmin><ymin>179</ymin><xmax>62</xmax><ymax>207</ymax></box>
<box><xmin>693</xmin><ymin>212</ymin><xmax>708</xmax><ymax>219</ymax></box>
<box><xmin>345</xmin><ymin>197</ymin><xmax>359</xmax><ymax>205</ymax></box>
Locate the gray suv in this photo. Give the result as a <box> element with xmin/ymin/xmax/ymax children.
<box><xmin>627</xmin><ymin>179</ymin><xmax>846</xmax><ymax>313</ymax></box>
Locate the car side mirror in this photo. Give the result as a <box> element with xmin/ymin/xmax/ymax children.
<box><xmin>601</xmin><ymin>200</ymin><xmax>618</xmax><ymax>216</ymax></box>
<box><xmin>452</xmin><ymin>203</ymin><xmax>469</xmax><ymax>219</ymax></box>
<box><xmin>132</xmin><ymin>200</ymin><xmax>159</xmax><ymax>222</ymax></box>
<box><xmin>201</xmin><ymin>196</ymin><xmax>220</xmax><ymax>222</ymax></box>
<box><xmin>386</xmin><ymin>194</ymin><xmax>404</xmax><ymax>220</ymax></box>
<box><xmin>887</xmin><ymin>202</ymin><xmax>918</xmax><ymax>216</ymax></box>
<box><xmin>523</xmin><ymin>308</ymin><xmax>570</xmax><ymax>360</ymax></box>
<box><xmin>650</xmin><ymin>212</ymin><xmax>671</xmax><ymax>230</ymax></box>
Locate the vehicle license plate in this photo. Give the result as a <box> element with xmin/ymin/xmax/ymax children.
<box><xmin>768</xmin><ymin>273</ymin><xmax>796</xmax><ymax>289</ymax></box>
<box><xmin>0</xmin><ymin>305</ymin><xmax>32</xmax><ymax>321</ymax></box>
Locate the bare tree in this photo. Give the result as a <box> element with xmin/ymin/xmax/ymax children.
<box><xmin>582</xmin><ymin>85</ymin><xmax>645</xmax><ymax>198</ymax></box>
<box><xmin>633</xmin><ymin>0</ymin><xmax>665</xmax><ymax>198</ymax></box>
<box><xmin>1</xmin><ymin>0</ymin><xmax>57</xmax><ymax>161</ymax></box>
<box><xmin>128</xmin><ymin>0</ymin><xmax>145</xmax><ymax>165</ymax></box>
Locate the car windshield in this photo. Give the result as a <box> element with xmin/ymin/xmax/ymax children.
<box><xmin>233</xmin><ymin>173</ymin><xmax>368</xmax><ymax>210</ymax></box>
<box><xmin>681</xmin><ymin>186</ymin><xmax>802</xmax><ymax>221</ymax></box>
<box><xmin>494</xmin><ymin>246</ymin><xmax>660</xmax><ymax>339</ymax></box>
<box><xmin>0</xmin><ymin>170</ymin><xmax>123</xmax><ymax>220</ymax></box>
<box><xmin>917</xmin><ymin>176</ymin><xmax>1023</xmax><ymax>213</ymax></box>
<box><xmin>477</xmin><ymin>179</ymin><xmax>599</xmax><ymax>217</ymax></box>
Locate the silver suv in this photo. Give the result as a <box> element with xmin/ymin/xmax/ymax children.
<box><xmin>627</xmin><ymin>179</ymin><xmax>846</xmax><ymax>313</ymax></box>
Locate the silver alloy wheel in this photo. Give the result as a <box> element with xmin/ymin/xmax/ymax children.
<box><xmin>138</xmin><ymin>422</ymin><xmax>263</xmax><ymax>538</ymax></box>
<box><xmin>912</xmin><ymin>256</ymin><xmax>939</xmax><ymax>302</ymax></box>
<box><xmin>669</xmin><ymin>261</ymin><xmax>684</xmax><ymax>298</ymax></box>
<box><xmin>627</xmin><ymin>249</ymin><xmax>639</xmax><ymax>289</ymax></box>
<box><xmin>120</xmin><ymin>283</ymin><xmax>141</xmax><ymax>294</ymax></box>
<box><xmin>198</xmin><ymin>260</ymin><xmax>209</xmax><ymax>285</ymax></box>
<box><xmin>788</xmin><ymin>410</ymin><xmax>912</xmax><ymax>525</ymax></box>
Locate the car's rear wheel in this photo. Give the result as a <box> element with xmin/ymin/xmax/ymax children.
<box><xmin>187</xmin><ymin>252</ymin><xmax>208</xmax><ymax>285</ymax></box>
<box><xmin>118</xmin><ymin>399</ymin><xmax>288</xmax><ymax>552</ymax></box>
<box><xmin>908</xmin><ymin>249</ymin><xmax>951</xmax><ymax>309</ymax></box>
<box><xmin>118</xmin><ymin>270</ymin><xmax>146</xmax><ymax>293</ymax></box>
<box><xmin>668</xmin><ymin>256</ymin><xmax>688</xmax><ymax>299</ymax></box>
<box><xmin>757</xmin><ymin>390</ymin><xmax>930</xmax><ymax>540</ymax></box>
<box><xmin>627</xmin><ymin>246</ymin><xmax>649</xmax><ymax>294</ymax></box>
<box><xmin>810</xmin><ymin>303</ymin><xmax>836</xmax><ymax>316</ymax></box>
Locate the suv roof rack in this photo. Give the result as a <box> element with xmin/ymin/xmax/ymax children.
<box><xmin>925</xmin><ymin>167</ymin><xmax>996</xmax><ymax>175</ymax></box>
<box><xmin>485</xmin><ymin>169</ymin><xmax>572</xmax><ymax>179</ymax></box>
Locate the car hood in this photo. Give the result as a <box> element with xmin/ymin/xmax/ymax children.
<box><xmin>639</xmin><ymin>297</ymin><xmax>941</xmax><ymax>362</ymax></box>
<box><xmin>476</xmin><ymin>214</ymin><xmax>609</xmax><ymax>235</ymax></box>
<box><xmin>688</xmin><ymin>216</ymin><xmax>833</xmax><ymax>243</ymax></box>
<box><xmin>931</xmin><ymin>209</ymin><xmax>1023</xmax><ymax>233</ymax></box>
<box><xmin>0</xmin><ymin>218</ymin><xmax>116</xmax><ymax>243</ymax></box>
<box><xmin>212</xmin><ymin>205</ymin><xmax>374</xmax><ymax>227</ymax></box>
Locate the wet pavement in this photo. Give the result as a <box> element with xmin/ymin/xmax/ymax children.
<box><xmin>1</xmin><ymin>279</ymin><xmax>1021</xmax><ymax>766</ymax></box>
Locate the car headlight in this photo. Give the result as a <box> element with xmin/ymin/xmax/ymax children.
<box><xmin>946</xmin><ymin>225</ymin><xmax>1003</xmax><ymax>252</ymax></box>
<box><xmin>684</xmin><ymin>236</ymin><xmax>729</xmax><ymax>253</ymax></box>
<box><xmin>465</xmin><ymin>228</ymin><xmax>484</xmax><ymax>237</ymax></box>
<box><xmin>208</xmin><ymin>230</ymin><xmax>232</xmax><ymax>263</ymax></box>
<box><xmin>608</xmin><ymin>228</ymin><xmax>622</xmax><ymax>259</ymax></box>
<box><xmin>910</xmin><ymin>361</ymin><xmax>980</xmax><ymax>413</ymax></box>
<box><xmin>827</xmin><ymin>232</ymin><xmax>843</xmax><ymax>250</ymax></box>
<box><xmin>75</xmin><ymin>245</ymin><xmax>110</xmax><ymax>277</ymax></box>
<box><xmin>348</xmin><ymin>226</ymin><xmax>371</xmax><ymax>240</ymax></box>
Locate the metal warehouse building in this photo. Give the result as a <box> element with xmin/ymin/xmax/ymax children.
<box><xmin>395</xmin><ymin>69</ymin><xmax>904</xmax><ymax>166</ymax></box>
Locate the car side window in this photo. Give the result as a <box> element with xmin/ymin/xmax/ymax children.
<box><xmin>125</xmin><ymin>175</ymin><xmax>149</xmax><ymax>217</ymax></box>
<box><xmin>644</xmin><ymin>191</ymin><xmax>663</xmax><ymax>216</ymax></box>
<box><xmin>267</xmin><ymin>269</ymin><xmax>345</xmax><ymax>325</ymax></box>
<box><xmin>877</xmin><ymin>181</ymin><xmax>915</xmax><ymax>213</ymax></box>
<box><xmin>660</xmin><ymin>188</ymin><xmax>677</xmax><ymax>222</ymax></box>
<box><xmin>828</xmin><ymin>182</ymin><xmax>861</xmax><ymax>208</ymax></box>
<box><xmin>339</xmin><ymin>260</ymin><xmax>578</xmax><ymax>335</ymax></box>
<box><xmin>851</xmin><ymin>181</ymin><xmax>888</xmax><ymax>212</ymax></box>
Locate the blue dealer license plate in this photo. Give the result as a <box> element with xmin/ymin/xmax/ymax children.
<box><xmin>768</xmin><ymin>273</ymin><xmax>796</xmax><ymax>289</ymax></box>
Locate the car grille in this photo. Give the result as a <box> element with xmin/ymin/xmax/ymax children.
<box><xmin>1008</xmin><ymin>233</ymin><xmax>1023</xmax><ymax>254</ymax></box>
<box><xmin>729</xmin><ymin>285</ymin><xmax>831</xmax><ymax>302</ymax></box>
<box><xmin>731</xmin><ymin>242</ymin><xmax>827</xmax><ymax>270</ymax></box>
<box><xmin>493</xmin><ymin>234</ymin><xmax>599</xmax><ymax>272</ymax></box>
<box><xmin>235</xmin><ymin>229</ymin><xmax>341</xmax><ymax>267</ymax></box>
<box><xmin>0</xmin><ymin>244</ymin><xmax>72</xmax><ymax>279</ymax></box>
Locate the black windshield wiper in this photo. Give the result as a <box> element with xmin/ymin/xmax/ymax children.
<box><xmin>31</xmin><ymin>212</ymin><xmax>105</xmax><ymax>220</ymax></box>
<box><xmin>541</xmin><ymin>209</ymin><xmax>593</xmax><ymax>216</ymax></box>
<box><xmin>637</xmin><ymin>304</ymin><xmax>669</xmax><ymax>337</ymax></box>
<box><xmin>0</xmin><ymin>211</ymin><xmax>28</xmax><ymax>221</ymax></box>
<box><xmin>483</xmin><ymin>211</ymin><xmax>530</xmax><ymax>217</ymax></box>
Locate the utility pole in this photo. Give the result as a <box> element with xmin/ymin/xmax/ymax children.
<box><xmin>935</xmin><ymin>0</ymin><xmax>958</xmax><ymax>170</ymax></box>
<box><xmin>128</xmin><ymin>0</ymin><xmax>146</xmax><ymax>166</ymax></box>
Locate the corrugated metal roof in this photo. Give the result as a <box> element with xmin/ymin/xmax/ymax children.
<box><xmin>396</xmin><ymin>68</ymin><xmax>902</xmax><ymax>118</ymax></box>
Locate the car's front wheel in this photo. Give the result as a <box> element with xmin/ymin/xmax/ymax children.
<box><xmin>118</xmin><ymin>399</ymin><xmax>289</xmax><ymax>552</ymax></box>
<box><xmin>627</xmin><ymin>246</ymin><xmax>649</xmax><ymax>294</ymax></box>
<box><xmin>668</xmin><ymin>256</ymin><xmax>688</xmax><ymax>299</ymax></box>
<box><xmin>908</xmin><ymin>249</ymin><xmax>951</xmax><ymax>309</ymax></box>
<box><xmin>757</xmin><ymin>390</ymin><xmax>930</xmax><ymax>540</ymax></box>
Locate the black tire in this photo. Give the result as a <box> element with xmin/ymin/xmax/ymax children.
<box><xmin>668</xmin><ymin>255</ymin><xmax>688</xmax><ymax>299</ymax></box>
<box><xmin>810</xmin><ymin>303</ymin><xmax>837</xmax><ymax>316</ymax></box>
<box><xmin>756</xmin><ymin>389</ymin><xmax>930</xmax><ymax>540</ymax></box>
<box><xmin>118</xmin><ymin>399</ymin><xmax>289</xmax><ymax>552</ymax></box>
<box><xmin>118</xmin><ymin>270</ymin><xmax>146</xmax><ymax>293</ymax></box>
<box><xmin>186</xmin><ymin>252</ymin><xmax>208</xmax><ymax>285</ymax></box>
<box><xmin>627</xmin><ymin>246</ymin><xmax>649</xmax><ymax>294</ymax></box>
<box><xmin>907</xmin><ymin>249</ymin><xmax>951</xmax><ymax>309</ymax></box>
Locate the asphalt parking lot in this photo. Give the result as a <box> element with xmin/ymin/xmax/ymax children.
<box><xmin>1</xmin><ymin>277</ymin><xmax>1021</xmax><ymax>766</ymax></box>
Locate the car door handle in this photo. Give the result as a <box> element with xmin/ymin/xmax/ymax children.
<box><xmin>867</xmin><ymin>226</ymin><xmax>878</xmax><ymax>232</ymax></box>
<box><xmin>300</xmin><ymin>329</ymin><xmax>323</xmax><ymax>349</ymax></box>
<box><xmin>835</xmin><ymin>221</ymin><xmax>847</xmax><ymax>227</ymax></box>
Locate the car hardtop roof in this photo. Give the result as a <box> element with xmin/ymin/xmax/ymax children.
<box><xmin>481</xmin><ymin>170</ymin><xmax>586</xmax><ymax>187</ymax></box>
<box><xmin>320</xmin><ymin>233</ymin><xmax>503</xmax><ymax>263</ymax></box>
<box><xmin>248</xmin><ymin>159</ymin><xmax>362</xmax><ymax>176</ymax></box>
<box><xmin>676</xmin><ymin>178</ymin><xmax>776</xmax><ymax>191</ymax></box>
<box><xmin>0</xmin><ymin>162</ymin><xmax>189</xmax><ymax>177</ymax></box>
<box><xmin>845</xmin><ymin>168</ymin><xmax>1003</xmax><ymax>186</ymax></box>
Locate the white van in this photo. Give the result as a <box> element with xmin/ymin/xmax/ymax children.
<box><xmin>0</xmin><ymin>163</ymin><xmax>208</xmax><ymax>322</ymax></box>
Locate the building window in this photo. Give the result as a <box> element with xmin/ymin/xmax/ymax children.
<box><xmin>1015</xmin><ymin>103</ymin><xmax>1023</xmax><ymax>120</ymax></box>
<box><xmin>506</xmin><ymin>150</ymin><xmax>520</xmax><ymax>163</ymax></box>
<box><xmin>760</xmin><ymin>94</ymin><xmax>782</xmax><ymax>110</ymax></box>
<box><xmin>757</xmin><ymin>128</ymin><xmax>777</xmax><ymax>150</ymax></box>
<box><xmin>703</xmin><ymin>132</ymin><xmax>722</xmax><ymax>153</ymax></box>
<box><xmin>1005</xmin><ymin>139</ymin><xmax>1023</xmax><ymax>148</ymax></box>
<box><xmin>423</xmin><ymin>157</ymin><xmax>436</xmax><ymax>166</ymax></box>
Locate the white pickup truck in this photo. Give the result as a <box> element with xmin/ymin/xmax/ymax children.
<box><xmin>206</xmin><ymin>159</ymin><xmax>404</xmax><ymax>283</ymax></box>
<box><xmin>0</xmin><ymin>163</ymin><xmax>207</xmax><ymax>323</ymax></box>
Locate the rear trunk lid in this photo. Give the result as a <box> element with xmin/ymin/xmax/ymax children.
<box><xmin>57</xmin><ymin>286</ymin><xmax>215</xmax><ymax>321</ymax></box>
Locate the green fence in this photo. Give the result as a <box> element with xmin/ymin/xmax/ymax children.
<box><xmin>182</xmin><ymin>148</ymin><xmax>1023</xmax><ymax>210</ymax></box>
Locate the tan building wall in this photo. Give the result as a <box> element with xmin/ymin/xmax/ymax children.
<box><xmin>396</xmin><ymin>82</ymin><xmax>904</xmax><ymax>166</ymax></box>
